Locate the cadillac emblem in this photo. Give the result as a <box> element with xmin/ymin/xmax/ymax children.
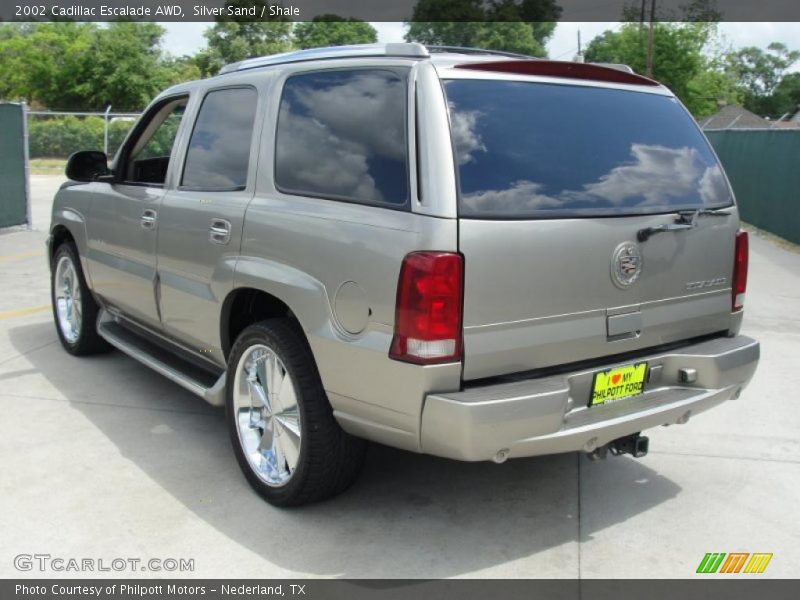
<box><xmin>611</xmin><ymin>242</ymin><xmax>642</xmax><ymax>288</ymax></box>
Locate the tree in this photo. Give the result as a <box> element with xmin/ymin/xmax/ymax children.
<box><xmin>0</xmin><ymin>22</ymin><xmax>96</xmax><ymax>108</ymax></box>
<box><xmin>81</xmin><ymin>22</ymin><xmax>175</xmax><ymax>110</ymax></box>
<box><xmin>0</xmin><ymin>22</ymin><xmax>183</xmax><ymax>110</ymax></box>
<box><xmin>198</xmin><ymin>0</ymin><xmax>293</xmax><ymax>76</ymax></box>
<box><xmin>584</xmin><ymin>22</ymin><xmax>736</xmax><ymax>116</ymax></box>
<box><xmin>620</xmin><ymin>0</ymin><xmax>722</xmax><ymax>22</ymax></box>
<box><xmin>725</xmin><ymin>43</ymin><xmax>800</xmax><ymax>114</ymax></box>
<box><xmin>405</xmin><ymin>0</ymin><xmax>561</xmax><ymax>57</ymax></box>
<box><xmin>770</xmin><ymin>73</ymin><xmax>800</xmax><ymax>117</ymax></box>
<box><xmin>293</xmin><ymin>16</ymin><xmax>377</xmax><ymax>49</ymax></box>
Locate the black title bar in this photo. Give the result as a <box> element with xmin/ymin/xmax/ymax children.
<box><xmin>0</xmin><ymin>0</ymin><xmax>796</xmax><ymax>22</ymax></box>
<box><xmin>4</xmin><ymin>580</ymin><xmax>800</xmax><ymax>600</ymax></box>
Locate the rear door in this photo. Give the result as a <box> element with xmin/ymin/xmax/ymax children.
<box><xmin>156</xmin><ymin>85</ymin><xmax>261</xmax><ymax>364</ymax></box>
<box><xmin>443</xmin><ymin>75</ymin><xmax>739</xmax><ymax>380</ymax></box>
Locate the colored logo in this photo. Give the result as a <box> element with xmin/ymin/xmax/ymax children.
<box><xmin>696</xmin><ymin>552</ymin><xmax>773</xmax><ymax>574</ymax></box>
<box><xmin>611</xmin><ymin>242</ymin><xmax>642</xmax><ymax>288</ymax></box>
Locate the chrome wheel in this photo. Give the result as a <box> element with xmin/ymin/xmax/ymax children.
<box><xmin>54</xmin><ymin>255</ymin><xmax>82</xmax><ymax>344</ymax></box>
<box><xmin>232</xmin><ymin>344</ymin><xmax>302</xmax><ymax>487</ymax></box>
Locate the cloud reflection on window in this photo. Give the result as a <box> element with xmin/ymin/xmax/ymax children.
<box><xmin>446</xmin><ymin>79</ymin><xmax>733</xmax><ymax>217</ymax></box>
<box><xmin>462</xmin><ymin>144</ymin><xmax>730</xmax><ymax>215</ymax></box>
<box><xmin>275</xmin><ymin>70</ymin><xmax>408</xmax><ymax>205</ymax></box>
<box><xmin>449</xmin><ymin>103</ymin><xmax>485</xmax><ymax>165</ymax></box>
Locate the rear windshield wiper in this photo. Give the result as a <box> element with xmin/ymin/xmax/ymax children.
<box><xmin>637</xmin><ymin>208</ymin><xmax>730</xmax><ymax>242</ymax></box>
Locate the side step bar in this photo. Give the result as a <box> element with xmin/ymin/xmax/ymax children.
<box><xmin>97</xmin><ymin>311</ymin><xmax>226</xmax><ymax>406</ymax></box>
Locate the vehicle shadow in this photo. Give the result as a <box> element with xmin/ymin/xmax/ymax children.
<box><xmin>9</xmin><ymin>321</ymin><xmax>681</xmax><ymax>578</ymax></box>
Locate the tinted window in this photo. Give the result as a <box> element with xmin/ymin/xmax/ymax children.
<box><xmin>444</xmin><ymin>80</ymin><xmax>732</xmax><ymax>218</ymax></box>
<box><xmin>181</xmin><ymin>87</ymin><xmax>258</xmax><ymax>190</ymax></box>
<box><xmin>275</xmin><ymin>69</ymin><xmax>409</xmax><ymax>206</ymax></box>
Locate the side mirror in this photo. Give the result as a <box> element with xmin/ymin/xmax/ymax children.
<box><xmin>65</xmin><ymin>151</ymin><xmax>112</xmax><ymax>182</ymax></box>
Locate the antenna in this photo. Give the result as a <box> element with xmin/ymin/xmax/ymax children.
<box><xmin>574</xmin><ymin>28</ymin><xmax>585</xmax><ymax>63</ymax></box>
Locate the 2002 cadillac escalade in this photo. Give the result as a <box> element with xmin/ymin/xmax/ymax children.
<box><xmin>48</xmin><ymin>43</ymin><xmax>760</xmax><ymax>506</ymax></box>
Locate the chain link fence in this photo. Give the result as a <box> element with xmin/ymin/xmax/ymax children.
<box><xmin>27</xmin><ymin>108</ymin><xmax>141</xmax><ymax>160</ymax></box>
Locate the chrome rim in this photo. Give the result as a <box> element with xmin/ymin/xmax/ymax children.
<box><xmin>54</xmin><ymin>255</ymin><xmax>82</xmax><ymax>344</ymax></box>
<box><xmin>233</xmin><ymin>344</ymin><xmax>302</xmax><ymax>487</ymax></box>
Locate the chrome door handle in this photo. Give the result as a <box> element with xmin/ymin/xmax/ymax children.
<box><xmin>209</xmin><ymin>219</ymin><xmax>231</xmax><ymax>245</ymax></box>
<box><xmin>141</xmin><ymin>209</ymin><xmax>157</xmax><ymax>230</ymax></box>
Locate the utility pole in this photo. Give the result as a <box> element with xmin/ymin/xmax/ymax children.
<box><xmin>639</xmin><ymin>0</ymin><xmax>646</xmax><ymax>34</ymax></box>
<box><xmin>645</xmin><ymin>0</ymin><xmax>656</xmax><ymax>78</ymax></box>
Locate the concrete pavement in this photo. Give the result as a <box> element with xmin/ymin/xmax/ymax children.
<box><xmin>0</xmin><ymin>176</ymin><xmax>797</xmax><ymax>578</ymax></box>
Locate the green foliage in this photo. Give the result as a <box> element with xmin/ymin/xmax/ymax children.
<box><xmin>28</xmin><ymin>116</ymin><xmax>135</xmax><ymax>159</ymax></box>
<box><xmin>293</xmin><ymin>16</ymin><xmax>377</xmax><ymax>49</ymax></box>
<box><xmin>620</xmin><ymin>0</ymin><xmax>722</xmax><ymax>22</ymax></box>
<box><xmin>726</xmin><ymin>43</ymin><xmax>800</xmax><ymax>97</ymax></box>
<box><xmin>405</xmin><ymin>0</ymin><xmax>560</xmax><ymax>57</ymax></box>
<box><xmin>197</xmin><ymin>0</ymin><xmax>293</xmax><ymax>76</ymax></box>
<box><xmin>725</xmin><ymin>43</ymin><xmax>800</xmax><ymax>115</ymax></box>
<box><xmin>769</xmin><ymin>73</ymin><xmax>800</xmax><ymax>117</ymax></box>
<box><xmin>0</xmin><ymin>22</ymin><xmax>96</xmax><ymax>108</ymax></box>
<box><xmin>81</xmin><ymin>22</ymin><xmax>174</xmax><ymax>110</ymax></box>
<box><xmin>584</xmin><ymin>22</ymin><xmax>740</xmax><ymax>117</ymax></box>
<box><xmin>0</xmin><ymin>22</ymin><xmax>198</xmax><ymax>110</ymax></box>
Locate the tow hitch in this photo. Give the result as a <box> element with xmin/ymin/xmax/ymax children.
<box><xmin>588</xmin><ymin>433</ymin><xmax>649</xmax><ymax>461</ymax></box>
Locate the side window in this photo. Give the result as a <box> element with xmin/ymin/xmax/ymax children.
<box><xmin>124</xmin><ymin>98</ymin><xmax>187</xmax><ymax>185</ymax></box>
<box><xmin>181</xmin><ymin>87</ymin><xmax>258</xmax><ymax>190</ymax></box>
<box><xmin>275</xmin><ymin>69</ymin><xmax>409</xmax><ymax>207</ymax></box>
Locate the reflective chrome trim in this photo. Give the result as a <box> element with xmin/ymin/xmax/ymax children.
<box><xmin>232</xmin><ymin>344</ymin><xmax>301</xmax><ymax>487</ymax></box>
<box><xmin>54</xmin><ymin>255</ymin><xmax>82</xmax><ymax>343</ymax></box>
<box><xmin>219</xmin><ymin>43</ymin><xmax>429</xmax><ymax>74</ymax></box>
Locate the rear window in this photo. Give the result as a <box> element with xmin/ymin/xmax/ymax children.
<box><xmin>444</xmin><ymin>80</ymin><xmax>733</xmax><ymax>218</ymax></box>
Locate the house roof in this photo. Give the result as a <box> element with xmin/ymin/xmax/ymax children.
<box><xmin>700</xmin><ymin>104</ymin><xmax>772</xmax><ymax>130</ymax></box>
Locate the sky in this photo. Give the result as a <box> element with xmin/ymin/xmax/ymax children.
<box><xmin>161</xmin><ymin>21</ymin><xmax>800</xmax><ymax>66</ymax></box>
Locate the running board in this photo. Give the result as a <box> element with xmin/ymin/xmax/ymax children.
<box><xmin>96</xmin><ymin>312</ymin><xmax>226</xmax><ymax>406</ymax></box>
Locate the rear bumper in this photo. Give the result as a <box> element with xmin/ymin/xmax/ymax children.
<box><xmin>420</xmin><ymin>335</ymin><xmax>759</xmax><ymax>461</ymax></box>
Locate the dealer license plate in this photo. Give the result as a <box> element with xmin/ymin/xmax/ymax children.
<box><xmin>589</xmin><ymin>362</ymin><xmax>647</xmax><ymax>406</ymax></box>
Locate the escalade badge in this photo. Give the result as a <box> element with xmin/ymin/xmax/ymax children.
<box><xmin>611</xmin><ymin>242</ymin><xmax>642</xmax><ymax>288</ymax></box>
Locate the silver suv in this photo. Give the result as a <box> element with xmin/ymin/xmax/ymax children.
<box><xmin>49</xmin><ymin>43</ymin><xmax>759</xmax><ymax>506</ymax></box>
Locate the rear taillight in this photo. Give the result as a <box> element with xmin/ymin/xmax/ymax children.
<box><xmin>732</xmin><ymin>230</ymin><xmax>749</xmax><ymax>311</ymax></box>
<box><xmin>389</xmin><ymin>252</ymin><xmax>463</xmax><ymax>364</ymax></box>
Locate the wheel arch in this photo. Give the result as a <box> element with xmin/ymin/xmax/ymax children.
<box><xmin>49</xmin><ymin>224</ymin><xmax>77</xmax><ymax>266</ymax></box>
<box><xmin>220</xmin><ymin>287</ymin><xmax>297</xmax><ymax>359</ymax></box>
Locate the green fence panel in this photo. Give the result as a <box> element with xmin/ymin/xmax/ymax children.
<box><xmin>706</xmin><ymin>129</ymin><xmax>800</xmax><ymax>244</ymax></box>
<box><xmin>0</xmin><ymin>102</ymin><xmax>29</xmax><ymax>228</ymax></box>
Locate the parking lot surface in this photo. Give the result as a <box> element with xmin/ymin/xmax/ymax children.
<box><xmin>1</xmin><ymin>175</ymin><xmax>798</xmax><ymax>578</ymax></box>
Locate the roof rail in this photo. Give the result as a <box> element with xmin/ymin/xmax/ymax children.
<box><xmin>426</xmin><ymin>45</ymin><xmax>536</xmax><ymax>59</ymax></box>
<box><xmin>218</xmin><ymin>43</ymin><xmax>430</xmax><ymax>75</ymax></box>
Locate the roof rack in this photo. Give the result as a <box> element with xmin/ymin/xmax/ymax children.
<box><xmin>218</xmin><ymin>43</ymin><xmax>430</xmax><ymax>74</ymax></box>
<box><xmin>426</xmin><ymin>45</ymin><xmax>535</xmax><ymax>59</ymax></box>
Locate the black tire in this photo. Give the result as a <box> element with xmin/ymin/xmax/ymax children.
<box><xmin>50</xmin><ymin>241</ymin><xmax>112</xmax><ymax>356</ymax></box>
<box><xmin>226</xmin><ymin>319</ymin><xmax>366</xmax><ymax>506</ymax></box>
